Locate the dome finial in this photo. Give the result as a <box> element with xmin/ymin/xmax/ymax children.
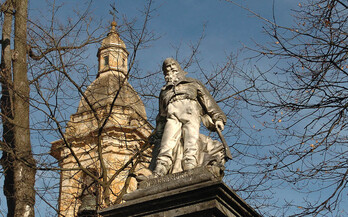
<box><xmin>110</xmin><ymin>21</ymin><xmax>117</xmax><ymax>33</ymax></box>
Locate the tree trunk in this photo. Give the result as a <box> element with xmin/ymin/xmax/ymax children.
<box><xmin>12</xmin><ymin>0</ymin><xmax>36</xmax><ymax>216</ymax></box>
<box><xmin>1</xmin><ymin>1</ymin><xmax>15</xmax><ymax>216</ymax></box>
<box><xmin>1</xmin><ymin>0</ymin><xmax>36</xmax><ymax>216</ymax></box>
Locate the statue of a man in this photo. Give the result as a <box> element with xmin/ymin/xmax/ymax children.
<box><xmin>149</xmin><ymin>58</ymin><xmax>229</xmax><ymax>177</ymax></box>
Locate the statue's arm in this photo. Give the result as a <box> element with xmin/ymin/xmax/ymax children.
<box><xmin>149</xmin><ymin>93</ymin><xmax>166</xmax><ymax>144</ymax></box>
<box><xmin>155</xmin><ymin>114</ymin><xmax>166</xmax><ymax>136</ymax></box>
<box><xmin>196</xmin><ymin>80</ymin><xmax>227</xmax><ymax>126</ymax></box>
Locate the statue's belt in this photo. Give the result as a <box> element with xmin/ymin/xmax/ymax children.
<box><xmin>168</xmin><ymin>94</ymin><xmax>196</xmax><ymax>104</ymax></box>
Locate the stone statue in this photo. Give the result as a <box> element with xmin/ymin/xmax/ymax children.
<box><xmin>149</xmin><ymin>58</ymin><xmax>231</xmax><ymax>177</ymax></box>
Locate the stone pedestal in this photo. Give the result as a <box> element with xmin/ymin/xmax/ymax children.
<box><xmin>99</xmin><ymin>167</ymin><xmax>261</xmax><ymax>217</ymax></box>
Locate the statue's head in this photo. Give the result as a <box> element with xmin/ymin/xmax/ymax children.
<box><xmin>162</xmin><ymin>58</ymin><xmax>186</xmax><ymax>84</ymax></box>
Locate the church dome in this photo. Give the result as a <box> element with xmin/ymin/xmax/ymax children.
<box><xmin>77</xmin><ymin>71</ymin><xmax>146</xmax><ymax>118</ymax></box>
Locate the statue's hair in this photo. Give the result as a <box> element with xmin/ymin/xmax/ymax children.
<box><xmin>162</xmin><ymin>57</ymin><xmax>182</xmax><ymax>74</ymax></box>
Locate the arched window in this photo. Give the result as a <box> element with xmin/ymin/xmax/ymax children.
<box><xmin>104</xmin><ymin>55</ymin><xmax>109</xmax><ymax>66</ymax></box>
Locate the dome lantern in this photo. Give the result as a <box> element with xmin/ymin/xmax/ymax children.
<box><xmin>97</xmin><ymin>21</ymin><xmax>129</xmax><ymax>77</ymax></box>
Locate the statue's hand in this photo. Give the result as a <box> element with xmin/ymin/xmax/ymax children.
<box><xmin>149</xmin><ymin>132</ymin><xmax>161</xmax><ymax>145</ymax></box>
<box><xmin>148</xmin><ymin>133</ymin><xmax>156</xmax><ymax>144</ymax></box>
<box><xmin>215</xmin><ymin>120</ymin><xmax>224</xmax><ymax>131</ymax></box>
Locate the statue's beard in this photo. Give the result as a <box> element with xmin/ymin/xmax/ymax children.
<box><xmin>165</xmin><ymin>75</ymin><xmax>179</xmax><ymax>84</ymax></box>
<box><xmin>165</xmin><ymin>72</ymin><xmax>184</xmax><ymax>84</ymax></box>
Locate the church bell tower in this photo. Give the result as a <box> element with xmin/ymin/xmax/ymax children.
<box><xmin>51</xmin><ymin>21</ymin><xmax>152</xmax><ymax>216</ymax></box>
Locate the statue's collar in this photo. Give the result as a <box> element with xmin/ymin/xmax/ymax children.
<box><xmin>161</xmin><ymin>77</ymin><xmax>190</xmax><ymax>90</ymax></box>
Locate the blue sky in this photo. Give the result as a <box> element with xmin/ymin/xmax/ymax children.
<box><xmin>113</xmin><ymin>0</ymin><xmax>298</xmax><ymax>72</ymax></box>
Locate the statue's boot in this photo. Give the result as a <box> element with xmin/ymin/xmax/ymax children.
<box><xmin>152</xmin><ymin>161</ymin><xmax>169</xmax><ymax>177</ymax></box>
<box><xmin>182</xmin><ymin>158</ymin><xmax>197</xmax><ymax>171</ymax></box>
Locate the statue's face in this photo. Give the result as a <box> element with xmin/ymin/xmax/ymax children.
<box><xmin>164</xmin><ymin>60</ymin><xmax>180</xmax><ymax>84</ymax></box>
